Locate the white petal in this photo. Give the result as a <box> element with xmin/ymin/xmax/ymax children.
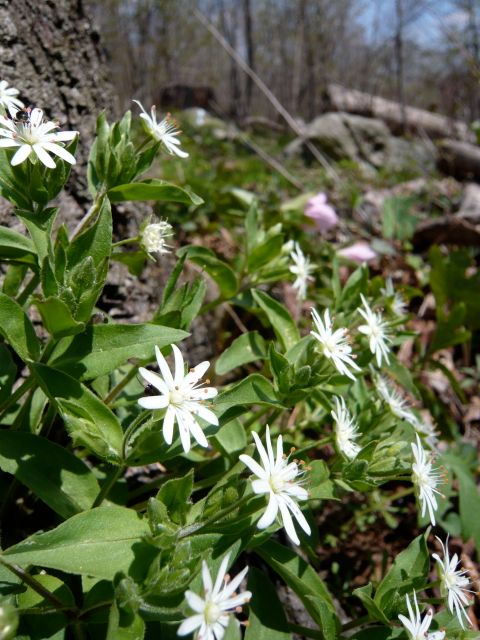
<box><xmin>251</xmin><ymin>479</ymin><xmax>270</xmax><ymax>494</ymax></box>
<box><xmin>190</xmin><ymin>404</ymin><xmax>218</xmax><ymax>426</ymax></box>
<box><xmin>251</xmin><ymin>431</ymin><xmax>271</xmax><ymax>472</ymax></box>
<box><xmin>184</xmin><ymin>360</ymin><xmax>210</xmax><ymax>386</ymax></box>
<box><xmin>0</xmin><ymin>138</ymin><xmax>18</xmax><ymax>147</ymax></box>
<box><xmin>283</xmin><ymin>495</ymin><xmax>311</xmax><ymax>535</ymax></box>
<box><xmin>257</xmin><ymin>494</ymin><xmax>279</xmax><ymax>529</ymax></box>
<box><xmin>11</xmin><ymin>144</ymin><xmax>32</xmax><ymax>165</ymax></box>
<box><xmin>185</xmin><ymin>591</ymin><xmax>206</xmax><ymax>613</ymax></box>
<box><xmin>41</xmin><ymin>141</ymin><xmax>76</xmax><ymax>164</ymax></box>
<box><xmin>221</xmin><ymin>565</ymin><xmax>247</xmax><ymax>599</ymax></box>
<box><xmin>138</xmin><ymin>395</ymin><xmax>169</xmax><ymax>410</ymax></box>
<box><xmin>202</xmin><ymin>560</ymin><xmax>213</xmax><ymax>593</ymax></box>
<box><xmin>239</xmin><ymin>454</ymin><xmax>267</xmax><ymax>480</ymax></box>
<box><xmin>33</xmin><ymin>144</ymin><xmax>56</xmax><ymax>168</ymax></box>
<box><xmin>177</xmin><ymin>614</ymin><xmax>204</xmax><ymax>635</ymax></box>
<box><xmin>172</xmin><ymin>344</ymin><xmax>185</xmax><ymax>385</ymax></box>
<box><xmin>177</xmin><ymin>410</ymin><xmax>192</xmax><ymax>452</ymax></box>
<box><xmin>213</xmin><ymin>554</ymin><xmax>230</xmax><ymax>596</ymax></box>
<box><xmin>277</xmin><ymin>499</ymin><xmax>300</xmax><ymax>545</ymax></box>
<box><xmin>155</xmin><ymin>345</ymin><xmax>174</xmax><ymax>387</ymax></box>
<box><xmin>163</xmin><ymin>406</ymin><xmax>176</xmax><ymax>444</ymax></box>
<box><xmin>138</xmin><ymin>367</ymin><xmax>169</xmax><ymax>394</ymax></box>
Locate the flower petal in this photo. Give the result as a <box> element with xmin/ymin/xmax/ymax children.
<box><xmin>257</xmin><ymin>493</ymin><xmax>278</xmax><ymax>529</ymax></box>
<box><xmin>138</xmin><ymin>395</ymin><xmax>168</xmax><ymax>410</ymax></box>
<box><xmin>11</xmin><ymin>144</ymin><xmax>32</xmax><ymax>166</ymax></box>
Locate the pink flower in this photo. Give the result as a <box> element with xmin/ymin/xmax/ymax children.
<box><xmin>304</xmin><ymin>193</ymin><xmax>338</xmax><ymax>233</ymax></box>
<box><xmin>337</xmin><ymin>242</ymin><xmax>377</xmax><ymax>264</ymax></box>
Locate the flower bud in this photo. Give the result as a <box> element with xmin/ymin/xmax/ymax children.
<box><xmin>304</xmin><ymin>193</ymin><xmax>338</xmax><ymax>233</ymax></box>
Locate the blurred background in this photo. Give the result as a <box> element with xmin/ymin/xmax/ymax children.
<box><xmin>90</xmin><ymin>0</ymin><xmax>480</xmax><ymax>124</ymax></box>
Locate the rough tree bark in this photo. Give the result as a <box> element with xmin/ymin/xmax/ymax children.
<box><xmin>0</xmin><ymin>0</ymin><xmax>116</xmax><ymax>219</ymax></box>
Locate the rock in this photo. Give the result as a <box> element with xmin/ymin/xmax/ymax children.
<box><xmin>458</xmin><ymin>183</ymin><xmax>480</xmax><ymax>223</ymax></box>
<box><xmin>437</xmin><ymin>139</ymin><xmax>480</xmax><ymax>180</ymax></box>
<box><xmin>285</xmin><ymin>111</ymin><xmax>436</xmax><ymax>174</ymax></box>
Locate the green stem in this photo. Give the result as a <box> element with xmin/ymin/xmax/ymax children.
<box><xmin>92</xmin><ymin>465</ymin><xmax>125</xmax><ymax>508</ymax></box>
<box><xmin>340</xmin><ymin>615</ymin><xmax>370</xmax><ymax>632</ymax></box>
<box><xmin>112</xmin><ymin>236</ymin><xmax>141</xmax><ymax>249</ymax></box>
<box><xmin>16</xmin><ymin>272</ymin><xmax>40</xmax><ymax>306</ymax></box>
<box><xmin>104</xmin><ymin>366</ymin><xmax>139</xmax><ymax>406</ymax></box>
<box><xmin>178</xmin><ymin>494</ymin><xmax>257</xmax><ymax>539</ymax></box>
<box><xmin>0</xmin><ymin>557</ymin><xmax>79</xmax><ymax>617</ymax></box>
<box><xmin>71</xmin><ymin>190</ymin><xmax>106</xmax><ymax>240</ymax></box>
<box><xmin>295</xmin><ymin>436</ymin><xmax>331</xmax><ymax>457</ymax></box>
<box><xmin>0</xmin><ymin>376</ymin><xmax>34</xmax><ymax>417</ymax></box>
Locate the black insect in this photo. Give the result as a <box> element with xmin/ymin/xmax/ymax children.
<box><xmin>13</xmin><ymin>107</ymin><xmax>32</xmax><ymax>124</ymax></box>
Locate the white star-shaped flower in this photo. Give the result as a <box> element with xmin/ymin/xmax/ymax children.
<box><xmin>331</xmin><ymin>396</ymin><xmax>361</xmax><ymax>459</ymax></box>
<box><xmin>134</xmin><ymin>100</ymin><xmax>188</xmax><ymax>158</ymax></box>
<box><xmin>0</xmin><ymin>108</ymin><xmax>77</xmax><ymax>168</ymax></box>
<box><xmin>138</xmin><ymin>344</ymin><xmax>218</xmax><ymax>453</ymax></box>
<box><xmin>411</xmin><ymin>435</ymin><xmax>443</xmax><ymax>526</ymax></box>
<box><xmin>177</xmin><ymin>553</ymin><xmax>251</xmax><ymax>640</ymax></box>
<box><xmin>357</xmin><ymin>294</ymin><xmax>391</xmax><ymax>367</ymax></box>
<box><xmin>381</xmin><ymin>277</ymin><xmax>407</xmax><ymax>317</ymax></box>
<box><xmin>377</xmin><ymin>377</ymin><xmax>417</xmax><ymax>424</ymax></box>
<box><xmin>432</xmin><ymin>537</ymin><xmax>473</xmax><ymax>629</ymax></box>
<box><xmin>398</xmin><ymin>592</ymin><xmax>445</xmax><ymax>640</ymax></box>
<box><xmin>289</xmin><ymin>242</ymin><xmax>315</xmax><ymax>301</ymax></box>
<box><xmin>0</xmin><ymin>80</ymin><xmax>24</xmax><ymax>118</ymax></box>
<box><xmin>142</xmin><ymin>220</ymin><xmax>173</xmax><ymax>255</ymax></box>
<box><xmin>239</xmin><ymin>426</ymin><xmax>311</xmax><ymax>545</ymax></box>
<box><xmin>310</xmin><ymin>308</ymin><xmax>361</xmax><ymax>381</ymax></box>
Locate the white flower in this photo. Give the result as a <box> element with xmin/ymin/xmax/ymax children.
<box><xmin>239</xmin><ymin>426</ymin><xmax>311</xmax><ymax>545</ymax></box>
<box><xmin>411</xmin><ymin>435</ymin><xmax>443</xmax><ymax>526</ymax></box>
<box><xmin>311</xmin><ymin>308</ymin><xmax>361</xmax><ymax>381</ymax></box>
<box><xmin>0</xmin><ymin>108</ymin><xmax>77</xmax><ymax>168</ymax></box>
<box><xmin>142</xmin><ymin>220</ymin><xmax>173</xmax><ymax>255</ymax></box>
<box><xmin>0</xmin><ymin>80</ymin><xmax>24</xmax><ymax>118</ymax></box>
<box><xmin>331</xmin><ymin>396</ymin><xmax>361</xmax><ymax>459</ymax></box>
<box><xmin>134</xmin><ymin>100</ymin><xmax>188</xmax><ymax>158</ymax></box>
<box><xmin>413</xmin><ymin>413</ymin><xmax>440</xmax><ymax>450</ymax></box>
<box><xmin>177</xmin><ymin>553</ymin><xmax>251</xmax><ymax>640</ymax></box>
<box><xmin>398</xmin><ymin>592</ymin><xmax>445</xmax><ymax>640</ymax></box>
<box><xmin>432</xmin><ymin>537</ymin><xmax>472</xmax><ymax>629</ymax></box>
<box><xmin>138</xmin><ymin>344</ymin><xmax>218</xmax><ymax>453</ymax></box>
<box><xmin>381</xmin><ymin>277</ymin><xmax>407</xmax><ymax>317</ymax></box>
<box><xmin>357</xmin><ymin>294</ymin><xmax>391</xmax><ymax>367</ymax></box>
<box><xmin>377</xmin><ymin>377</ymin><xmax>417</xmax><ymax>424</ymax></box>
<box><xmin>288</xmin><ymin>242</ymin><xmax>315</xmax><ymax>300</ymax></box>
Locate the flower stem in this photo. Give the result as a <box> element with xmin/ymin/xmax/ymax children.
<box><xmin>71</xmin><ymin>190</ymin><xmax>106</xmax><ymax>239</ymax></box>
<box><xmin>112</xmin><ymin>236</ymin><xmax>141</xmax><ymax>249</ymax></box>
<box><xmin>340</xmin><ymin>615</ymin><xmax>371</xmax><ymax>632</ymax></box>
<box><xmin>0</xmin><ymin>376</ymin><xmax>34</xmax><ymax>417</ymax></box>
<box><xmin>122</xmin><ymin>410</ymin><xmax>151</xmax><ymax>460</ymax></box>
<box><xmin>178</xmin><ymin>493</ymin><xmax>257</xmax><ymax>539</ymax></box>
<box><xmin>104</xmin><ymin>365</ymin><xmax>139</xmax><ymax>406</ymax></box>
<box><xmin>92</xmin><ymin>464</ymin><xmax>125</xmax><ymax>508</ymax></box>
<box><xmin>16</xmin><ymin>272</ymin><xmax>40</xmax><ymax>306</ymax></box>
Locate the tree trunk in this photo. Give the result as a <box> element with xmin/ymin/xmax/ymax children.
<box><xmin>0</xmin><ymin>0</ymin><xmax>116</xmax><ymax>215</ymax></box>
<box><xmin>242</xmin><ymin>0</ymin><xmax>254</xmax><ymax>113</ymax></box>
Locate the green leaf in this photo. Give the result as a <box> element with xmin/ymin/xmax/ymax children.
<box><xmin>49</xmin><ymin>323</ymin><xmax>189</xmax><ymax>380</ymax></box>
<box><xmin>67</xmin><ymin>196</ymin><xmax>112</xmax><ymax>269</ymax></box>
<box><xmin>215</xmin><ymin>332</ymin><xmax>267</xmax><ymax>375</ymax></box>
<box><xmin>3</xmin><ymin>506</ymin><xmax>157</xmax><ymax>580</ymax></box>
<box><xmin>247</xmin><ymin>234</ymin><xmax>284</xmax><ymax>272</ymax></box>
<box><xmin>215</xmin><ymin>374</ymin><xmax>283</xmax><ymax>423</ymax></box>
<box><xmin>442</xmin><ymin>450</ymin><xmax>480</xmax><ymax>551</ymax></box>
<box><xmin>106</xmin><ymin>600</ymin><xmax>145</xmax><ymax>640</ymax></box>
<box><xmin>0</xmin><ymin>431</ymin><xmax>100</xmax><ymax>519</ymax></box>
<box><xmin>156</xmin><ymin>471</ymin><xmax>194</xmax><ymax>525</ymax></box>
<box><xmin>0</xmin><ymin>226</ymin><xmax>37</xmax><ymax>265</ymax></box>
<box><xmin>256</xmin><ymin>540</ymin><xmax>337</xmax><ymax>636</ymax></box>
<box><xmin>34</xmin><ymin>296</ymin><xmax>86</xmax><ymax>339</ymax></box>
<box><xmin>309</xmin><ymin>460</ymin><xmax>335</xmax><ymax>501</ymax></box>
<box><xmin>0</xmin><ymin>292</ymin><xmax>41</xmax><ymax>361</ymax></box>
<box><xmin>244</xmin><ymin>567</ymin><xmax>292</xmax><ymax>640</ymax></box>
<box><xmin>0</xmin><ymin>344</ymin><xmax>16</xmax><ymax>405</ymax></box>
<box><xmin>30</xmin><ymin>363</ymin><xmax>123</xmax><ymax>461</ymax></box>
<box><xmin>16</xmin><ymin>207</ymin><xmax>58</xmax><ymax>264</ymax></box>
<box><xmin>108</xmin><ymin>179</ymin><xmax>203</xmax><ymax>205</ymax></box>
<box><xmin>212</xmin><ymin>419</ymin><xmax>247</xmax><ymax>457</ymax></box>
<box><xmin>177</xmin><ymin>245</ymin><xmax>238</xmax><ymax>298</ymax></box>
<box><xmin>353</xmin><ymin>583</ymin><xmax>390</xmax><ymax>624</ymax></box>
<box><xmin>0</xmin><ymin>149</ymin><xmax>34</xmax><ymax>209</ymax></box>
<box><xmin>338</xmin><ymin>264</ymin><xmax>368</xmax><ymax>308</ymax></box>
<box><xmin>252</xmin><ymin>289</ymin><xmax>300</xmax><ymax>351</ymax></box>
<box><xmin>374</xmin><ymin>532</ymin><xmax>429</xmax><ymax>617</ymax></box>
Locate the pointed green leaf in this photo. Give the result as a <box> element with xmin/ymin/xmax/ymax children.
<box><xmin>215</xmin><ymin>332</ymin><xmax>267</xmax><ymax>375</ymax></box>
<box><xmin>252</xmin><ymin>289</ymin><xmax>299</xmax><ymax>351</ymax></box>
<box><xmin>108</xmin><ymin>179</ymin><xmax>203</xmax><ymax>205</ymax></box>
<box><xmin>3</xmin><ymin>506</ymin><xmax>157</xmax><ymax>580</ymax></box>
<box><xmin>0</xmin><ymin>292</ymin><xmax>40</xmax><ymax>361</ymax></box>
<box><xmin>0</xmin><ymin>432</ymin><xmax>100</xmax><ymax>519</ymax></box>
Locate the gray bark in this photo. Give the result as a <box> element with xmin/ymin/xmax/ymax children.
<box><xmin>0</xmin><ymin>0</ymin><xmax>116</xmax><ymax>215</ymax></box>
